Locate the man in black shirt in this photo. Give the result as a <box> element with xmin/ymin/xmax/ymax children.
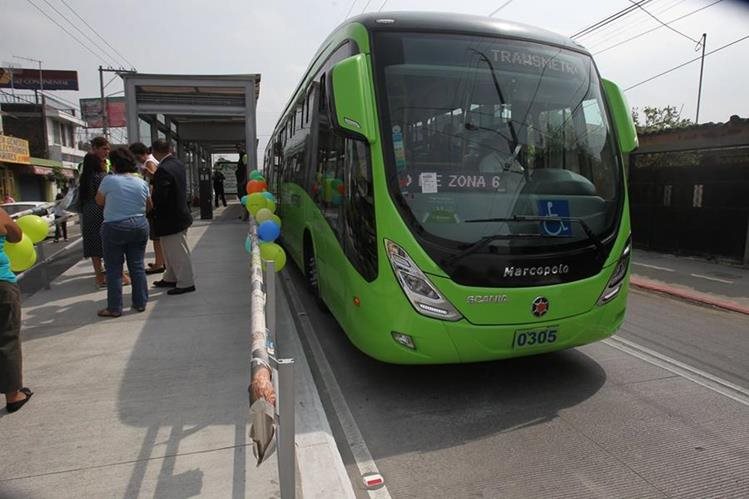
<box><xmin>213</xmin><ymin>169</ymin><xmax>227</xmax><ymax>207</ymax></box>
<box><xmin>235</xmin><ymin>144</ymin><xmax>248</xmax><ymax>220</ymax></box>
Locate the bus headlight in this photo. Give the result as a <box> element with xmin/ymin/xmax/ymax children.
<box><xmin>598</xmin><ymin>236</ymin><xmax>631</xmax><ymax>305</ymax></box>
<box><xmin>385</xmin><ymin>239</ymin><xmax>462</xmax><ymax>321</ymax></box>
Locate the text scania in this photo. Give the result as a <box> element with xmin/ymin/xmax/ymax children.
<box><xmin>504</xmin><ymin>264</ymin><xmax>570</xmax><ymax>278</ymax></box>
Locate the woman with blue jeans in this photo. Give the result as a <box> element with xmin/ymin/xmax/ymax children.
<box><xmin>95</xmin><ymin>148</ymin><xmax>152</xmax><ymax>318</ymax></box>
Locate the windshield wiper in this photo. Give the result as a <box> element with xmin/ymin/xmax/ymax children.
<box><xmin>444</xmin><ymin>232</ymin><xmax>560</xmax><ymax>269</ymax></box>
<box><xmin>465</xmin><ymin>215</ymin><xmax>604</xmax><ymax>254</ymax></box>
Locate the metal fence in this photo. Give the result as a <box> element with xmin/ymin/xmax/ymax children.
<box><xmin>247</xmin><ymin>219</ymin><xmax>296</xmax><ymax>499</ymax></box>
<box><xmin>629</xmin><ymin>146</ymin><xmax>749</xmax><ymax>264</ymax></box>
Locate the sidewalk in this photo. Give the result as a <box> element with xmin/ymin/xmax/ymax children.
<box><xmin>0</xmin><ymin>203</ymin><xmax>353</xmax><ymax>499</ymax></box>
<box><xmin>631</xmin><ymin>249</ymin><xmax>749</xmax><ymax>315</ymax></box>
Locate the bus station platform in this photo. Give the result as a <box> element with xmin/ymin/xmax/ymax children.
<box><xmin>0</xmin><ymin>203</ymin><xmax>353</xmax><ymax>499</ymax></box>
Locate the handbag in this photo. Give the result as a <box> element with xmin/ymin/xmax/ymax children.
<box><xmin>62</xmin><ymin>185</ymin><xmax>82</xmax><ymax>213</ymax></box>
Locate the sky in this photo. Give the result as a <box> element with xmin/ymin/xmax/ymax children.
<box><xmin>2</xmin><ymin>0</ymin><xmax>748</xmax><ymax>161</ymax></box>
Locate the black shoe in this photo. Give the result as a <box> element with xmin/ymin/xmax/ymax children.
<box><xmin>167</xmin><ymin>285</ymin><xmax>196</xmax><ymax>295</ymax></box>
<box><xmin>6</xmin><ymin>388</ymin><xmax>33</xmax><ymax>413</ymax></box>
<box><xmin>153</xmin><ymin>279</ymin><xmax>177</xmax><ymax>288</ymax></box>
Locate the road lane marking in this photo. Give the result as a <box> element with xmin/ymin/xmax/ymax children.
<box><xmin>604</xmin><ymin>336</ymin><xmax>749</xmax><ymax>407</ymax></box>
<box><xmin>690</xmin><ymin>273</ymin><xmax>734</xmax><ymax>284</ymax></box>
<box><xmin>282</xmin><ymin>273</ymin><xmax>392</xmax><ymax>499</ymax></box>
<box><xmin>632</xmin><ymin>262</ymin><xmax>675</xmax><ymax>272</ymax></box>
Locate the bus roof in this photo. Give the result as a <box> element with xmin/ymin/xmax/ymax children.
<box><xmin>345</xmin><ymin>11</ymin><xmax>586</xmax><ymax>54</ymax></box>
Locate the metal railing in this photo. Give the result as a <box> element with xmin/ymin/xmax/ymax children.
<box><xmin>247</xmin><ymin>219</ymin><xmax>296</xmax><ymax>499</ymax></box>
<box><xmin>8</xmin><ymin>202</ymin><xmax>80</xmax><ymax>288</ymax></box>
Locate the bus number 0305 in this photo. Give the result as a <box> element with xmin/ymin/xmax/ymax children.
<box><xmin>514</xmin><ymin>328</ymin><xmax>558</xmax><ymax>349</ymax></box>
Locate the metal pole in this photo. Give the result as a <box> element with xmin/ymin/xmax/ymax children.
<box><xmin>99</xmin><ymin>66</ymin><xmax>109</xmax><ymax>139</ymax></box>
<box><xmin>36</xmin><ymin>242</ymin><xmax>50</xmax><ymax>290</ymax></box>
<box><xmin>695</xmin><ymin>33</ymin><xmax>706</xmax><ymax>124</ymax></box>
<box><xmin>276</xmin><ymin>358</ymin><xmax>296</xmax><ymax>499</ymax></box>
<box><xmin>266</xmin><ymin>260</ymin><xmax>276</xmax><ymax>354</ymax></box>
<box><xmin>38</xmin><ymin>59</ymin><xmax>43</xmax><ymax>98</ymax></box>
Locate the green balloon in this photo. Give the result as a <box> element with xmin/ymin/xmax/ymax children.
<box><xmin>17</xmin><ymin>214</ymin><xmax>49</xmax><ymax>244</ymax></box>
<box><xmin>250</xmin><ymin>170</ymin><xmax>264</xmax><ymax>180</ymax></box>
<box><xmin>5</xmin><ymin>234</ymin><xmax>37</xmax><ymax>272</ymax></box>
<box><xmin>259</xmin><ymin>242</ymin><xmax>286</xmax><ymax>272</ymax></box>
<box><xmin>265</xmin><ymin>198</ymin><xmax>276</xmax><ymax>214</ymax></box>
<box><xmin>269</xmin><ymin>214</ymin><xmax>282</xmax><ymax>228</ymax></box>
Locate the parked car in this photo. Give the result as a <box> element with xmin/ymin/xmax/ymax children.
<box><xmin>1</xmin><ymin>202</ymin><xmax>56</xmax><ymax>237</ymax></box>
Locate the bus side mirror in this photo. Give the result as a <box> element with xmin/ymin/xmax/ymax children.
<box><xmin>602</xmin><ymin>79</ymin><xmax>638</xmax><ymax>154</ymax></box>
<box><xmin>329</xmin><ymin>54</ymin><xmax>377</xmax><ymax>144</ymax></box>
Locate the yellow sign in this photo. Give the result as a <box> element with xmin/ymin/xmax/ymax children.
<box><xmin>0</xmin><ymin>135</ymin><xmax>31</xmax><ymax>165</ymax></box>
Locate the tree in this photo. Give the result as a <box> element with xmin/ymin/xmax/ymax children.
<box><xmin>631</xmin><ymin>105</ymin><xmax>693</xmax><ymax>133</ymax></box>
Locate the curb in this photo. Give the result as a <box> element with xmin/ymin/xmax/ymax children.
<box><xmin>630</xmin><ymin>275</ymin><xmax>749</xmax><ymax>316</ymax></box>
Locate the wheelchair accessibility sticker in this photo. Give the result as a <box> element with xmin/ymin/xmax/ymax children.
<box><xmin>537</xmin><ymin>199</ymin><xmax>572</xmax><ymax>236</ymax></box>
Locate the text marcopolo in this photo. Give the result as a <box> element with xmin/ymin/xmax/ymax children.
<box><xmin>504</xmin><ymin>264</ymin><xmax>570</xmax><ymax>278</ymax></box>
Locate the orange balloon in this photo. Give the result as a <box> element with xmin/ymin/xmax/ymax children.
<box><xmin>247</xmin><ymin>180</ymin><xmax>267</xmax><ymax>194</ymax></box>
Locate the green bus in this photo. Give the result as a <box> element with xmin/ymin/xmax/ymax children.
<box><xmin>264</xmin><ymin>12</ymin><xmax>637</xmax><ymax>364</ymax></box>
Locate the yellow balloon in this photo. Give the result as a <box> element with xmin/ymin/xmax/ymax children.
<box><xmin>247</xmin><ymin>192</ymin><xmax>268</xmax><ymax>216</ymax></box>
<box><xmin>5</xmin><ymin>234</ymin><xmax>37</xmax><ymax>272</ymax></box>
<box><xmin>255</xmin><ymin>208</ymin><xmax>274</xmax><ymax>223</ymax></box>
<box><xmin>17</xmin><ymin>214</ymin><xmax>49</xmax><ymax>244</ymax></box>
<box><xmin>269</xmin><ymin>214</ymin><xmax>282</xmax><ymax>228</ymax></box>
<box><xmin>259</xmin><ymin>242</ymin><xmax>286</xmax><ymax>272</ymax></box>
<box><xmin>265</xmin><ymin>198</ymin><xmax>276</xmax><ymax>213</ymax></box>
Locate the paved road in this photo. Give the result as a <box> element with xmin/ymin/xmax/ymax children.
<box><xmin>632</xmin><ymin>249</ymin><xmax>749</xmax><ymax>308</ymax></box>
<box><xmin>283</xmin><ymin>267</ymin><xmax>749</xmax><ymax>498</ymax></box>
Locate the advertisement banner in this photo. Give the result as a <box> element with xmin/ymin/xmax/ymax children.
<box><xmin>0</xmin><ymin>68</ymin><xmax>79</xmax><ymax>91</ymax></box>
<box><xmin>0</xmin><ymin>135</ymin><xmax>31</xmax><ymax>165</ymax></box>
<box><xmin>79</xmin><ymin>97</ymin><xmax>127</xmax><ymax>128</ymax></box>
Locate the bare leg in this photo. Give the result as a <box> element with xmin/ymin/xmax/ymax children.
<box><xmin>154</xmin><ymin>240</ymin><xmax>165</xmax><ymax>267</ymax></box>
<box><xmin>92</xmin><ymin>256</ymin><xmax>105</xmax><ymax>286</ymax></box>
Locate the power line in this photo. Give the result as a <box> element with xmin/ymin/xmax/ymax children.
<box><xmin>489</xmin><ymin>0</ymin><xmax>515</xmax><ymax>17</ymax></box>
<box><xmin>572</xmin><ymin>0</ymin><xmax>653</xmax><ymax>38</ymax></box>
<box><xmin>360</xmin><ymin>0</ymin><xmax>372</xmax><ymax>14</ymax></box>
<box><xmin>343</xmin><ymin>0</ymin><xmax>357</xmax><ymax>21</ymax></box>
<box><xmin>624</xmin><ymin>33</ymin><xmax>749</xmax><ymax>91</ymax></box>
<box><xmin>24</xmin><ymin>0</ymin><xmax>110</xmax><ymax>64</ymax></box>
<box><xmin>378</xmin><ymin>0</ymin><xmax>388</xmax><ymax>12</ymax></box>
<box><xmin>38</xmin><ymin>0</ymin><xmax>119</xmax><ymax>67</ymax></box>
<box><xmin>59</xmin><ymin>0</ymin><xmax>136</xmax><ymax>70</ymax></box>
<box><xmin>583</xmin><ymin>0</ymin><xmax>688</xmax><ymax>49</ymax></box>
<box><xmin>627</xmin><ymin>0</ymin><xmax>699</xmax><ymax>44</ymax></box>
<box><xmin>594</xmin><ymin>0</ymin><xmax>723</xmax><ymax>55</ymax></box>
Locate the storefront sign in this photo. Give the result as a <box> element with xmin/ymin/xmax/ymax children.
<box><xmin>0</xmin><ymin>135</ymin><xmax>31</xmax><ymax>165</ymax></box>
<box><xmin>0</xmin><ymin>68</ymin><xmax>79</xmax><ymax>91</ymax></box>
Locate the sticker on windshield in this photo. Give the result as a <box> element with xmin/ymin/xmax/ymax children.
<box><xmin>392</xmin><ymin>125</ymin><xmax>407</xmax><ymax>172</ymax></box>
<box><xmin>538</xmin><ymin>200</ymin><xmax>572</xmax><ymax>236</ymax></box>
<box><xmin>420</xmin><ymin>172</ymin><xmax>438</xmax><ymax>194</ymax></box>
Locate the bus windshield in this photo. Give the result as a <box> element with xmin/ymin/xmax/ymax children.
<box><xmin>374</xmin><ymin>32</ymin><xmax>622</xmax><ymax>255</ymax></box>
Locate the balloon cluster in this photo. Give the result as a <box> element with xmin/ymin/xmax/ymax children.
<box><xmin>6</xmin><ymin>214</ymin><xmax>48</xmax><ymax>272</ymax></box>
<box><xmin>242</xmin><ymin>170</ymin><xmax>286</xmax><ymax>272</ymax></box>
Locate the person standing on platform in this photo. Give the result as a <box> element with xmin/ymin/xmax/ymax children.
<box><xmin>150</xmin><ymin>140</ymin><xmax>196</xmax><ymax>295</ymax></box>
<box><xmin>235</xmin><ymin>145</ymin><xmax>248</xmax><ymax>220</ymax></box>
<box><xmin>213</xmin><ymin>168</ymin><xmax>227</xmax><ymax>208</ymax></box>
<box><xmin>79</xmin><ymin>152</ymin><xmax>109</xmax><ymax>288</ymax></box>
<box><xmin>0</xmin><ymin>206</ymin><xmax>33</xmax><ymax>413</ymax></box>
<box><xmin>95</xmin><ymin>148</ymin><xmax>151</xmax><ymax>318</ymax></box>
<box><xmin>129</xmin><ymin>142</ymin><xmax>165</xmax><ymax>274</ymax></box>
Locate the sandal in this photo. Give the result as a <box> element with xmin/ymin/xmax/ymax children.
<box><xmin>97</xmin><ymin>308</ymin><xmax>122</xmax><ymax>318</ymax></box>
<box><xmin>6</xmin><ymin>388</ymin><xmax>33</xmax><ymax>413</ymax></box>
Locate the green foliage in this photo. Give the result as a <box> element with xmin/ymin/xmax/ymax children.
<box><xmin>631</xmin><ymin>105</ymin><xmax>693</xmax><ymax>133</ymax></box>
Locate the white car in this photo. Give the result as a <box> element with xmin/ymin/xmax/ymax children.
<box><xmin>1</xmin><ymin>202</ymin><xmax>56</xmax><ymax>237</ymax></box>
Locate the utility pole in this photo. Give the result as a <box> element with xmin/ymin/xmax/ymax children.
<box><xmin>13</xmin><ymin>55</ymin><xmax>43</xmax><ymax>103</ymax></box>
<box><xmin>695</xmin><ymin>33</ymin><xmax>707</xmax><ymax>124</ymax></box>
<box><xmin>99</xmin><ymin>65</ymin><xmax>109</xmax><ymax>138</ymax></box>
